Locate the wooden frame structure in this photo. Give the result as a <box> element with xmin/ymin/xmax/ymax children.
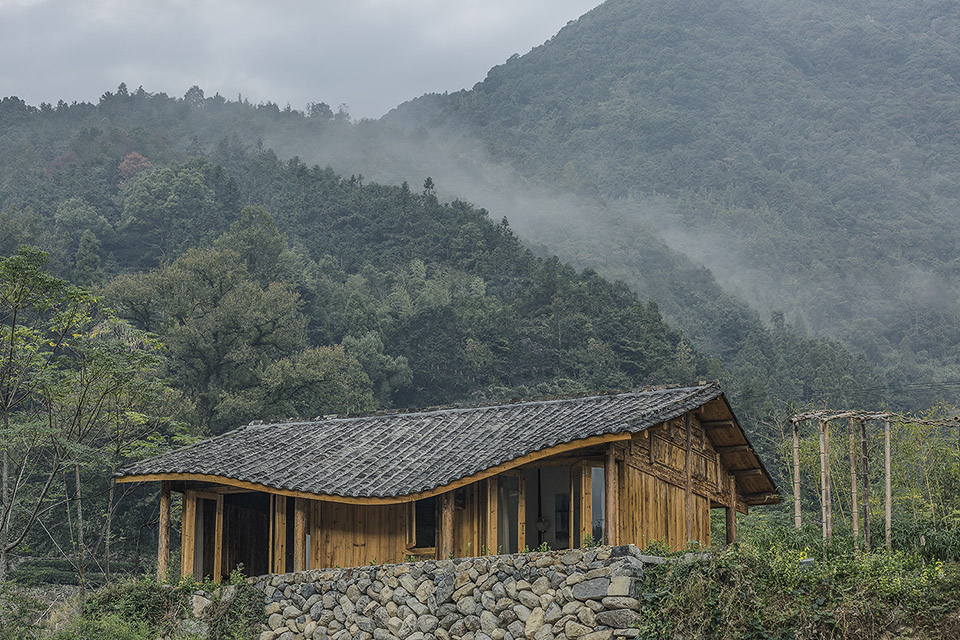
<box><xmin>790</xmin><ymin>410</ymin><xmax>959</xmax><ymax>551</ymax></box>
<box><xmin>119</xmin><ymin>386</ymin><xmax>779</xmax><ymax>580</ymax></box>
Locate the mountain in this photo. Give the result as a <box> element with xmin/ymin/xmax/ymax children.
<box><xmin>384</xmin><ymin>0</ymin><xmax>960</xmax><ymax>405</ymax></box>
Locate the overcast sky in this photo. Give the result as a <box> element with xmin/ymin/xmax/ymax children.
<box><xmin>0</xmin><ymin>0</ymin><xmax>602</xmax><ymax>119</ymax></box>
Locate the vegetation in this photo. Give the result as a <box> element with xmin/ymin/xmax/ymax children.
<box><xmin>636</xmin><ymin>524</ymin><xmax>960</xmax><ymax>639</ymax></box>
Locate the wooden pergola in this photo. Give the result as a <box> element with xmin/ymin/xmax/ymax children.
<box><xmin>790</xmin><ymin>410</ymin><xmax>959</xmax><ymax>550</ymax></box>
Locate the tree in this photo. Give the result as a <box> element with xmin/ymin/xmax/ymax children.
<box><xmin>104</xmin><ymin>246</ymin><xmax>308</xmax><ymax>433</ymax></box>
<box><xmin>0</xmin><ymin>247</ymin><xmax>167</xmax><ymax>581</ymax></box>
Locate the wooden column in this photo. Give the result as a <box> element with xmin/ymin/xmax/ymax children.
<box><xmin>818</xmin><ymin>419</ymin><xmax>828</xmax><ymax>539</ymax></box>
<box><xmin>440</xmin><ymin>491</ymin><xmax>454</xmax><ymax>559</ymax></box>
<box><xmin>181</xmin><ymin>490</ymin><xmax>197</xmax><ymax>578</ymax></box>
<box><xmin>578</xmin><ymin>464</ymin><xmax>592</xmax><ymax>546</ymax></box>
<box><xmin>793</xmin><ymin>421</ymin><xmax>802</xmax><ymax>529</ymax></box>
<box><xmin>213</xmin><ymin>494</ymin><xmax>224</xmax><ymax>581</ymax></box>
<box><xmin>517</xmin><ymin>470</ymin><xmax>526</xmax><ymax>553</ymax></box>
<box><xmin>825</xmin><ymin>420</ymin><xmax>833</xmax><ymax>538</ymax></box>
<box><xmin>725</xmin><ymin>476</ymin><xmax>737</xmax><ymax>544</ymax></box>
<box><xmin>157</xmin><ymin>481</ymin><xmax>171</xmax><ymax>581</ymax></box>
<box><xmin>272</xmin><ymin>495</ymin><xmax>287</xmax><ymax>574</ymax></box>
<box><xmin>486</xmin><ymin>478</ymin><xmax>498</xmax><ymax>554</ymax></box>
<box><xmin>293</xmin><ymin>498</ymin><xmax>308</xmax><ymax>572</ymax></box>
<box><xmin>860</xmin><ymin>419</ymin><xmax>871</xmax><ymax>551</ymax></box>
<box><xmin>605</xmin><ymin>444</ymin><xmax>619</xmax><ymax>546</ymax></box>
<box><xmin>684</xmin><ymin>414</ymin><xmax>692</xmax><ymax>543</ymax></box>
<box><xmin>849</xmin><ymin>418</ymin><xmax>860</xmax><ymax>550</ymax></box>
<box><xmin>884</xmin><ymin>419</ymin><xmax>892</xmax><ymax>551</ymax></box>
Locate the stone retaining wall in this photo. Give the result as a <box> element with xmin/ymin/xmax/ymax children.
<box><xmin>251</xmin><ymin>545</ymin><xmax>658</xmax><ymax>640</ymax></box>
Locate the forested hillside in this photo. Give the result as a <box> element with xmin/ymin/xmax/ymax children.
<box><xmin>385</xmin><ymin>0</ymin><xmax>960</xmax><ymax>408</ymax></box>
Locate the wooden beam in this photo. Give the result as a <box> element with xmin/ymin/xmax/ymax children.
<box><xmin>181</xmin><ymin>490</ymin><xmax>196</xmax><ymax>578</ymax></box>
<box><xmin>725</xmin><ymin>477</ymin><xmax>737</xmax><ymax>544</ymax></box>
<box><xmin>605</xmin><ymin>444</ymin><xmax>619</xmax><ymax>546</ymax></box>
<box><xmin>293</xmin><ymin>498</ymin><xmax>308</xmax><ymax>572</ymax></box>
<box><xmin>684</xmin><ymin>414</ymin><xmax>692</xmax><ymax>543</ymax></box>
<box><xmin>884</xmin><ymin>419</ymin><xmax>892</xmax><ymax>551</ymax></box>
<box><xmin>158</xmin><ymin>481</ymin><xmax>170</xmax><ymax>582</ymax></box>
<box><xmin>701</xmin><ymin>420</ymin><xmax>735</xmax><ymax>430</ymax></box>
<box><xmin>793</xmin><ymin>421</ymin><xmax>801</xmax><ymax>530</ymax></box>
<box><xmin>732</xmin><ymin>468</ymin><xmax>764</xmax><ymax>477</ymax></box>
<box><xmin>849</xmin><ymin>418</ymin><xmax>860</xmax><ymax>551</ymax></box>
<box><xmin>715</xmin><ymin>445</ymin><xmax>750</xmax><ymax>454</ymax></box>
<box><xmin>440</xmin><ymin>491</ymin><xmax>454</xmax><ymax>559</ymax></box>
<box><xmin>115</xmin><ymin>432</ymin><xmax>633</xmax><ymax>505</ymax></box>
<box><xmin>213</xmin><ymin>494</ymin><xmax>224</xmax><ymax>582</ymax></box>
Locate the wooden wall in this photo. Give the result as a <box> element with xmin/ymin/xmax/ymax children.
<box><xmin>310</xmin><ymin>501</ymin><xmax>407</xmax><ymax>569</ymax></box>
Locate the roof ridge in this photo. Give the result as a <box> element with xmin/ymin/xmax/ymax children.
<box><xmin>250</xmin><ymin>382</ymin><xmax>721</xmax><ymax>428</ymax></box>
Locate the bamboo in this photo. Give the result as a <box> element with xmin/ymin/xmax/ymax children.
<box><xmin>884</xmin><ymin>419</ymin><xmax>892</xmax><ymax>551</ymax></box>
<box><xmin>860</xmin><ymin>419</ymin><xmax>871</xmax><ymax>551</ymax></box>
<box><xmin>793</xmin><ymin>421</ymin><xmax>802</xmax><ymax>529</ymax></box>
<box><xmin>849</xmin><ymin>418</ymin><xmax>860</xmax><ymax>550</ymax></box>
<box><xmin>158</xmin><ymin>481</ymin><xmax>170</xmax><ymax>581</ymax></box>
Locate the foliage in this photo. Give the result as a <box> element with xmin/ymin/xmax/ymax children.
<box><xmin>0</xmin><ymin>247</ymin><xmax>173</xmax><ymax>581</ymax></box>
<box><xmin>635</xmin><ymin>522</ymin><xmax>960</xmax><ymax>639</ymax></box>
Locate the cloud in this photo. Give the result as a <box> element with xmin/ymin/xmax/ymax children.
<box><xmin>0</xmin><ymin>0</ymin><xmax>601</xmax><ymax>117</ymax></box>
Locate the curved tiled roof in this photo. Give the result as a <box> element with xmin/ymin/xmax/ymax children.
<box><xmin>119</xmin><ymin>384</ymin><xmax>732</xmax><ymax>499</ymax></box>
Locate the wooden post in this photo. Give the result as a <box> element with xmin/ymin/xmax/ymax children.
<box><xmin>849</xmin><ymin>418</ymin><xmax>860</xmax><ymax>550</ymax></box>
<box><xmin>578</xmin><ymin>463</ymin><xmax>592</xmax><ymax>546</ymax></box>
<box><xmin>793</xmin><ymin>421</ymin><xmax>801</xmax><ymax>529</ymax></box>
<box><xmin>486</xmin><ymin>478</ymin><xmax>498</xmax><ymax>554</ymax></box>
<box><xmin>824</xmin><ymin>420</ymin><xmax>833</xmax><ymax>539</ymax></box>
<box><xmin>157</xmin><ymin>481</ymin><xmax>171</xmax><ymax>582</ymax></box>
<box><xmin>268</xmin><ymin>495</ymin><xmax>274</xmax><ymax>571</ymax></box>
<box><xmin>860</xmin><ymin>419</ymin><xmax>871</xmax><ymax>551</ymax></box>
<box><xmin>605</xmin><ymin>444</ymin><xmax>619</xmax><ymax>546</ymax></box>
<box><xmin>181</xmin><ymin>490</ymin><xmax>197</xmax><ymax>578</ymax></box>
<box><xmin>884</xmin><ymin>419</ymin><xmax>892</xmax><ymax>551</ymax></box>
<box><xmin>272</xmin><ymin>496</ymin><xmax>286</xmax><ymax>574</ymax></box>
<box><xmin>684</xmin><ymin>414</ymin><xmax>692</xmax><ymax>543</ymax></box>
<box><xmin>213</xmin><ymin>494</ymin><xmax>224</xmax><ymax>582</ymax></box>
<box><xmin>818</xmin><ymin>419</ymin><xmax>828</xmax><ymax>539</ymax></box>
<box><xmin>517</xmin><ymin>470</ymin><xmax>526</xmax><ymax>553</ymax></box>
<box><xmin>725</xmin><ymin>476</ymin><xmax>737</xmax><ymax>544</ymax></box>
<box><xmin>440</xmin><ymin>491</ymin><xmax>454</xmax><ymax>559</ymax></box>
<box><xmin>293</xmin><ymin>498</ymin><xmax>307</xmax><ymax>572</ymax></box>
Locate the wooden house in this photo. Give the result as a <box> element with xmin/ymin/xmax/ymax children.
<box><xmin>116</xmin><ymin>383</ymin><xmax>779</xmax><ymax>581</ymax></box>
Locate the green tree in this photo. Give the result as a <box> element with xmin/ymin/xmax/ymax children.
<box><xmin>0</xmin><ymin>247</ymin><xmax>167</xmax><ymax>581</ymax></box>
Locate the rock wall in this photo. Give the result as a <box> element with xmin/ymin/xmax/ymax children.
<box><xmin>251</xmin><ymin>545</ymin><xmax>658</xmax><ymax>640</ymax></box>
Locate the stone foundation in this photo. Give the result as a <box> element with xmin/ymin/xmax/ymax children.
<box><xmin>250</xmin><ymin>545</ymin><xmax>660</xmax><ymax>640</ymax></box>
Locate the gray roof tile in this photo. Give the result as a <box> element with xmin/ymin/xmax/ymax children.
<box><xmin>119</xmin><ymin>383</ymin><xmax>733</xmax><ymax>498</ymax></box>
